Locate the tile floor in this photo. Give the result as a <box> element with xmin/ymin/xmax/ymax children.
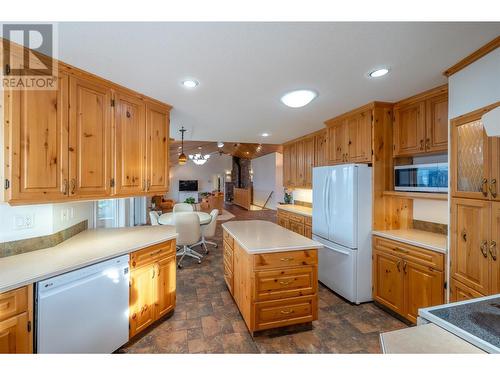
<box><xmin>119</xmin><ymin>204</ymin><xmax>407</xmax><ymax>354</ymax></box>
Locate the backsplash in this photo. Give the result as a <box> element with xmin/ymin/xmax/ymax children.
<box><xmin>412</xmin><ymin>219</ymin><xmax>448</xmax><ymax>235</ymax></box>
<box><xmin>293</xmin><ymin>188</ymin><xmax>312</xmax><ymax>203</ymax></box>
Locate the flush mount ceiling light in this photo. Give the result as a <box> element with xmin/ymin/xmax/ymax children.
<box><xmin>261</xmin><ymin>133</ymin><xmax>270</xmax><ymax>137</ymax></box>
<box><xmin>280</xmin><ymin>89</ymin><xmax>317</xmax><ymax>108</ymax></box>
<box><xmin>181</xmin><ymin>79</ymin><xmax>199</xmax><ymax>88</ymax></box>
<box><xmin>368</xmin><ymin>67</ymin><xmax>390</xmax><ymax>78</ymax></box>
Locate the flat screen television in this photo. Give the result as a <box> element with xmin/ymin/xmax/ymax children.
<box><xmin>179</xmin><ymin>180</ymin><xmax>198</xmax><ymax>191</ymax></box>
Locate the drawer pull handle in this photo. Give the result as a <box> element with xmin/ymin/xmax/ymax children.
<box><xmin>395</xmin><ymin>247</ymin><xmax>409</xmax><ymax>254</ymax></box>
<box><xmin>396</xmin><ymin>260</ymin><xmax>401</xmax><ymax>272</ymax></box>
<box><xmin>480</xmin><ymin>240</ymin><xmax>488</xmax><ymax>258</ymax></box>
<box><xmin>490</xmin><ymin>241</ymin><xmax>497</xmax><ymax>261</ymax></box>
<box><xmin>403</xmin><ymin>261</ymin><xmax>407</xmax><ymax>274</ymax></box>
<box><xmin>150</xmin><ymin>250</ymin><xmax>162</xmax><ymax>256</ymax></box>
<box><xmin>489</xmin><ymin>179</ymin><xmax>497</xmax><ymax>198</ymax></box>
<box><xmin>280</xmin><ymin>309</ymin><xmax>294</xmax><ymax>315</ymax></box>
<box><xmin>280</xmin><ymin>257</ymin><xmax>294</xmax><ymax>262</ymax></box>
<box><xmin>279</xmin><ymin>280</ymin><xmax>292</xmax><ymax>286</ymax></box>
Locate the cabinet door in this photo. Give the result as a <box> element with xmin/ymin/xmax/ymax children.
<box><xmin>347</xmin><ymin>111</ymin><xmax>372</xmax><ymax>162</ymax></box>
<box><xmin>5</xmin><ymin>72</ymin><xmax>69</xmax><ymax>202</ymax></box>
<box><xmin>68</xmin><ymin>76</ymin><xmax>112</xmax><ymax>198</ymax></box>
<box><xmin>373</xmin><ymin>250</ymin><xmax>404</xmax><ymax>315</ymax></box>
<box><xmin>129</xmin><ymin>264</ymin><xmax>156</xmax><ymax>337</ymax></box>
<box><xmin>327</xmin><ymin>121</ymin><xmax>347</xmax><ymax>164</ymax></box>
<box><xmin>425</xmin><ymin>93</ymin><xmax>448</xmax><ymax>153</ymax></box>
<box><xmin>289</xmin><ymin>220</ymin><xmax>305</xmax><ymax>236</ymax></box>
<box><xmin>303</xmin><ymin>136</ymin><xmax>314</xmax><ymax>188</ymax></box>
<box><xmin>304</xmin><ymin>225</ymin><xmax>312</xmax><ymax>239</ymax></box>
<box><xmin>314</xmin><ymin>131</ymin><xmax>327</xmax><ymax>167</ymax></box>
<box><xmin>114</xmin><ymin>92</ymin><xmax>146</xmax><ymax>196</ymax></box>
<box><xmin>155</xmin><ymin>255</ymin><xmax>176</xmax><ymax>320</ymax></box>
<box><xmin>277</xmin><ymin>216</ymin><xmax>290</xmax><ymax>229</ymax></box>
<box><xmin>145</xmin><ymin>101</ymin><xmax>170</xmax><ymax>194</ymax></box>
<box><xmin>233</xmin><ymin>244</ymin><xmax>242</xmax><ymax>308</ymax></box>
<box><xmin>490</xmin><ymin>202</ymin><xmax>500</xmax><ymax>294</ymax></box>
<box><xmin>393</xmin><ymin>101</ymin><xmax>426</xmax><ymax>156</ymax></box>
<box><xmin>0</xmin><ymin>313</ymin><xmax>30</xmax><ymax>354</ymax></box>
<box><xmin>288</xmin><ymin>142</ymin><xmax>297</xmax><ymax>186</ymax></box>
<box><xmin>490</xmin><ymin>136</ymin><xmax>500</xmax><ymax>202</ymax></box>
<box><xmin>404</xmin><ymin>260</ymin><xmax>444</xmax><ymax>323</ymax></box>
<box><xmin>283</xmin><ymin>145</ymin><xmax>291</xmax><ymax>187</ymax></box>
<box><xmin>296</xmin><ymin>140</ymin><xmax>305</xmax><ymax>187</ymax></box>
<box><xmin>450</xmin><ymin>277</ymin><xmax>485</xmax><ymax>302</ymax></box>
<box><xmin>450</xmin><ymin>198</ymin><xmax>490</xmax><ymax>295</ymax></box>
<box><xmin>451</xmin><ymin>118</ymin><xmax>490</xmax><ymax>199</ymax></box>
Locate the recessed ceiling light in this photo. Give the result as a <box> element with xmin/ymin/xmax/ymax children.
<box><xmin>181</xmin><ymin>79</ymin><xmax>199</xmax><ymax>88</ymax></box>
<box><xmin>217</xmin><ymin>141</ymin><xmax>224</xmax><ymax>148</ymax></box>
<box><xmin>281</xmin><ymin>90</ymin><xmax>317</xmax><ymax>108</ymax></box>
<box><xmin>368</xmin><ymin>68</ymin><xmax>390</xmax><ymax>78</ymax></box>
<box><xmin>261</xmin><ymin>133</ymin><xmax>270</xmax><ymax>137</ymax></box>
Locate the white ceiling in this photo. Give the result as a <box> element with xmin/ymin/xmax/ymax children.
<box><xmin>57</xmin><ymin>22</ymin><xmax>500</xmax><ymax>143</ymax></box>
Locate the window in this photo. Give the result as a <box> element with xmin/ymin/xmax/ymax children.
<box><xmin>94</xmin><ymin>197</ymin><xmax>147</xmax><ymax>228</ymax></box>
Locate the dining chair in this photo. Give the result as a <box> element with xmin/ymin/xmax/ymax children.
<box><xmin>195</xmin><ymin>209</ymin><xmax>219</xmax><ymax>254</ymax></box>
<box><xmin>173</xmin><ymin>203</ymin><xmax>194</xmax><ymax>213</ymax></box>
<box><xmin>149</xmin><ymin>211</ymin><xmax>160</xmax><ymax>226</ymax></box>
<box><xmin>175</xmin><ymin>212</ymin><xmax>203</xmax><ymax>268</ymax></box>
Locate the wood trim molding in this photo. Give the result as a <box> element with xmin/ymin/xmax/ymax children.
<box><xmin>282</xmin><ymin>127</ymin><xmax>326</xmax><ymax>146</ymax></box>
<box><xmin>450</xmin><ymin>101</ymin><xmax>500</xmax><ymax>125</ymax></box>
<box><xmin>443</xmin><ymin>36</ymin><xmax>500</xmax><ymax>77</ymax></box>
<box><xmin>393</xmin><ymin>84</ymin><xmax>448</xmax><ymax>108</ymax></box>
<box><xmin>324</xmin><ymin>101</ymin><xmax>393</xmax><ymax>127</ymax></box>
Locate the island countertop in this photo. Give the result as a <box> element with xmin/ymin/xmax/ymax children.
<box><xmin>221</xmin><ymin>220</ymin><xmax>322</xmax><ymax>254</ymax></box>
<box><xmin>0</xmin><ymin>225</ymin><xmax>177</xmax><ymax>294</ymax></box>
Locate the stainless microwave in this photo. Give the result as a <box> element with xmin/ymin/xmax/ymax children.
<box><xmin>394</xmin><ymin>163</ymin><xmax>448</xmax><ymax>193</ymax></box>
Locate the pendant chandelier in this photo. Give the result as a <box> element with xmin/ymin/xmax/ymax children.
<box><xmin>178</xmin><ymin>126</ymin><xmax>187</xmax><ymax>165</ymax></box>
<box><xmin>189</xmin><ymin>153</ymin><xmax>210</xmax><ymax>165</ymax></box>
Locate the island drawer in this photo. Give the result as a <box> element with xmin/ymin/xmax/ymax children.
<box><xmin>373</xmin><ymin>236</ymin><xmax>444</xmax><ymax>271</ymax></box>
<box><xmin>0</xmin><ymin>286</ymin><xmax>29</xmax><ymax>321</ymax></box>
<box><xmin>223</xmin><ymin>230</ymin><xmax>234</xmax><ymax>249</ymax></box>
<box><xmin>277</xmin><ymin>209</ymin><xmax>289</xmax><ymax>218</ymax></box>
<box><xmin>223</xmin><ymin>241</ymin><xmax>234</xmax><ymax>270</ymax></box>
<box><xmin>253</xmin><ymin>249</ymin><xmax>317</xmax><ymax>270</ymax></box>
<box><xmin>253</xmin><ymin>295</ymin><xmax>317</xmax><ymax>331</ymax></box>
<box><xmin>130</xmin><ymin>240</ymin><xmax>176</xmax><ymax>269</ymax></box>
<box><xmin>254</xmin><ymin>266</ymin><xmax>316</xmax><ymax>301</ymax></box>
<box><xmin>223</xmin><ymin>262</ymin><xmax>233</xmax><ymax>294</ymax></box>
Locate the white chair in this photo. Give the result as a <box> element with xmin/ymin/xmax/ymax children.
<box><xmin>194</xmin><ymin>209</ymin><xmax>219</xmax><ymax>254</ymax></box>
<box><xmin>173</xmin><ymin>203</ymin><xmax>194</xmax><ymax>213</ymax></box>
<box><xmin>149</xmin><ymin>211</ymin><xmax>160</xmax><ymax>226</ymax></box>
<box><xmin>175</xmin><ymin>212</ymin><xmax>203</xmax><ymax>268</ymax></box>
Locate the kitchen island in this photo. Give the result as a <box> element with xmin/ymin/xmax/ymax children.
<box><xmin>221</xmin><ymin>220</ymin><xmax>322</xmax><ymax>334</ymax></box>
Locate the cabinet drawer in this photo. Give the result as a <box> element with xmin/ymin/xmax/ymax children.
<box><xmin>277</xmin><ymin>209</ymin><xmax>289</xmax><ymax>218</ymax></box>
<box><xmin>289</xmin><ymin>221</ymin><xmax>305</xmax><ymax>236</ymax></box>
<box><xmin>223</xmin><ymin>241</ymin><xmax>234</xmax><ymax>271</ymax></box>
<box><xmin>223</xmin><ymin>230</ymin><xmax>234</xmax><ymax>249</ymax></box>
<box><xmin>0</xmin><ymin>286</ymin><xmax>29</xmax><ymax>322</ymax></box>
<box><xmin>288</xmin><ymin>212</ymin><xmax>305</xmax><ymax>224</ymax></box>
<box><xmin>253</xmin><ymin>295</ymin><xmax>317</xmax><ymax>331</ymax></box>
<box><xmin>373</xmin><ymin>236</ymin><xmax>444</xmax><ymax>271</ymax></box>
<box><xmin>130</xmin><ymin>240</ymin><xmax>175</xmax><ymax>269</ymax></box>
<box><xmin>304</xmin><ymin>216</ymin><xmax>312</xmax><ymax>226</ymax></box>
<box><xmin>253</xmin><ymin>250</ymin><xmax>317</xmax><ymax>270</ymax></box>
<box><xmin>254</xmin><ymin>267</ymin><xmax>316</xmax><ymax>301</ymax></box>
<box><xmin>223</xmin><ymin>262</ymin><xmax>233</xmax><ymax>295</ymax></box>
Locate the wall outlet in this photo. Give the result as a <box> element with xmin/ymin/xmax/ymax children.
<box><xmin>13</xmin><ymin>214</ymin><xmax>35</xmax><ymax>230</ymax></box>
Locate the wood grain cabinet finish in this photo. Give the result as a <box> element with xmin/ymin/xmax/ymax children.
<box><xmin>277</xmin><ymin>209</ymin><xmax>312</xmax><ymax>239</ymax></box>
<box><xmin>222</xmin><ymin>229</ymin><xmax>318</xmax><ymax>334</ymax></box>
<box><xmin>347</xmin><ymin>110</ymin><xmax>372</xmax><ymax>163</ymax></box>
<box><xmin>129</xmin><ymin>240</ymin><xmax>176</xmax><ymax>338</ymax></box>
<box><xmin>313</xmin><ymin>130</ymin><xmax>327</xmax><ymax>167</ymax></box>
<box><xmin>327</xmin><ymin>120</ymin><xmax>348</xmax><ymax>164</ymax></box>
<box><xmin>0</xmin><ymin>285</ymin><xmax>33</xmax><ymax>354</ymax></box>
<box><xmin>4</xmin><ymin>71</ymin><xmax>69</xmax><ymax>203</ymax></box>
<box><xmin>393</xmin><ymin>85</ymin><xmax>448</xmax><ymax>157</ymax></box>
<box><xmin>372</xmin><ymin>236</ymin><xmax>444</xmax><ymax>323</ymax></box>
<box><xmin>3</xmin><ymin>45</ymin><xmax>172</xmax><ymax>205</ymax></box>
<box><xmin>68</xmin><ymin>75</ymin><xmax>112</xmax><ymax>198</ymax></box>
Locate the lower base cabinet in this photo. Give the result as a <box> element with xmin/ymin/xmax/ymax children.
<box><xmin>0</xmin><ymin>285</ymin><xmax>33</xmax><ymax>354</ymax></box>
<box><xmin>450</xmin><ymin>277</ymin><xmax>485</xmax><ymax>302</ymax></box>
<box><xmin>372</xmin><ymin>236</ymin><xmax>444</xmax><ymax>323</ymax></box>
<box><xmin>223</xmin><ymin>229</ymin><xmax>318</xmax><ymax>334</ymax></box>
<box><xmin>129</xmin><ymin>240</ymin><xmax>176</xmax><ymax>338</ymax></box>
<box><xmin>277</xmin><ymin>209</ymin><xmax>312</xmax><ymax>239</ymax></box>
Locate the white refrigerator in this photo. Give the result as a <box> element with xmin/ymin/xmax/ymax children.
<box><xmin>312</xmin><ymin>164</ymin><xmax>372</xmax><ymax>304</ymax></box>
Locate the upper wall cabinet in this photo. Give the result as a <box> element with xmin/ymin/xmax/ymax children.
<box><xmin>3</xmin><ymin>47</ymin><xmax>172</xmax><ymax>205</ymax></box>
<box><xmin>393</xmin><ymin>85</ymin><xmax>448</xmax><ymax>157</ymax></box>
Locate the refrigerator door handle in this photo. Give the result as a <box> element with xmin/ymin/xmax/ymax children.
<box><xmin>325</xmin><ymin>173</ymin><xmax>331</xmax><ymax>230</ymax></box>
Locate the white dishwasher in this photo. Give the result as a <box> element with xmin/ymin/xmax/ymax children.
<box><xmin>36</xmin><ymin>254</ymin><xmax>130</xmax><ymax>353</ymax></box>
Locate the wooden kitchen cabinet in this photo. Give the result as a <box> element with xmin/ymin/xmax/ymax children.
<box><xmin>4</xmin><ymin>71</ymin><xmax>69</xmax><ymax>204</ymax></box>
<box><xmin>450</xmin><ymin>278</ymin><xmax>485</xmax><ymax>302</ymax></box>
<box><xmin>314</xmin><ymin>130</ymin><xmax>327</xmax><ymax>167</ymax></box>
<box><xmin>347</xmin><ymin>110</ymin><xmax>372</xmax><ymax>163</ymax></box>
<box><xmin>277</xmin><ymin>208</ymin><xmax>312</xmax><ymax>238</ymax></box>
<box><xmin>129</xmin><ymin>240</ymin><xmax>176</xmax><ymax>338</ymax></box>
<box><xmin>282</xmin><ymin>133</ymin><xmax>316</xmax><ymax>188</ymax></box>
<box><xmin>302</xmin><ymin>136</ymin><xmax>314</xmax><ymax>188</ymax></box>
<box><xmin>372</xmin><ymin>236</ymin><xmax>444</xmax><ymax>323</ymax></box>
<box><xmin>68</xmin><ymin>75</ymin><xmax>113</xmax><ymax>198</ymax></box>
<box><xmin>327</xmin><ymin>119</ymin><xmax>347</xmax><ymax>164</ymax></box>
<box><xmin>393</xmin><ymin>85</ymin><xmax>448</xmax><ymax>157</ymax></box>
<box><xmin>0</xmin><ymin>285</ymin><xmax>33</xmax><ymax>354</ymax></box>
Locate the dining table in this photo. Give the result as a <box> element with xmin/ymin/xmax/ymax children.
<box><xmin>158</xmin><ymin>211</ymin><xmax>212</xmax><ymax>226</ymax></box>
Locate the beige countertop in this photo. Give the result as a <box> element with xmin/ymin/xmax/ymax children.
<box><xmin>372</xmin><ymin>228</ymin><xmax>447</xmax><ymax>253</ymax></box>
<box><xmin>277</xmin><ymin>204</ymin><xmax>312</xmax><ymax>217</ymax></box>
<box><xmin>0</xmin><ymin>225</ymin><xmax>177</xmax><ymax>294</ymax></box>
<box><xmin>222</xmin><ymin>220</ymin><xmax>322</xmax><ymax>254</ymax></box>
<box><xmin>380</xmin><ymin>323</ymin><xmax>485</xmax><ymax>354</ymax></box>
